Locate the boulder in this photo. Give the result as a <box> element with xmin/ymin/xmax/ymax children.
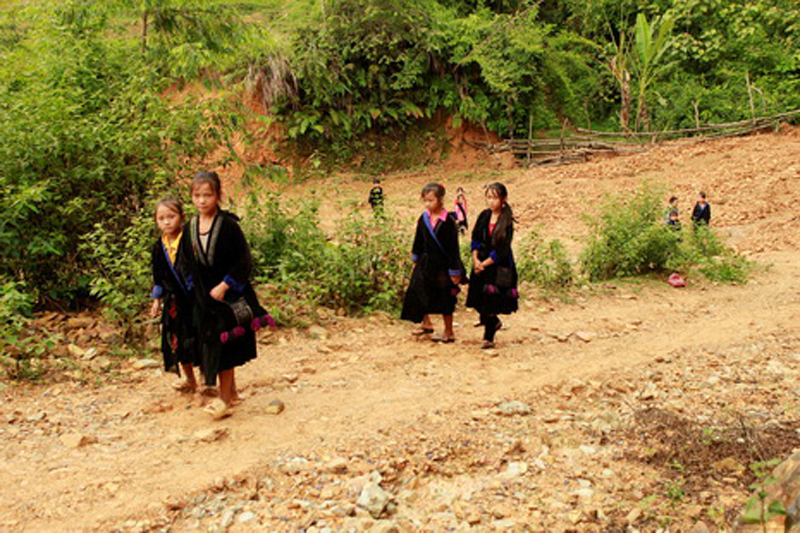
<box><xmin>357</xmin><ymin>476</ymin><xmax>393</xmax><ymax>519</ymax></box>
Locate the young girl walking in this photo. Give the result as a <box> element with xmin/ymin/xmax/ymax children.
<box><xmin>401</xmin><ymin>183</ymin><xmax>464</xmax><ymax>343</ymax></box>
<box><xmin>466</xmin><ymin>182</ymin><xmax>518</xmax><ymax>349</ymax></box>
<box><xmin>454</xmin><ymin>187</ymin><xmax>469</xmax><ymax>234</ymax></box>
<box><xmin>150</xmin><ymin>197</ymin><xmax>198</xmax><ymax>392</ymax></box>
<box><xmin>181</xmin><ymin>171</ymin><xmax>272</xmax><ymax>418</ymax></box>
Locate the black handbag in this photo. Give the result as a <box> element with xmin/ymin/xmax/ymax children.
<box><xmin>495</xmin><ymin>266</ymin><xmax>514</xmax><ymax>289</ymax></box>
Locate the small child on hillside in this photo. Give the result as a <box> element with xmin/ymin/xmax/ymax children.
<box><xmin>368</xmin><ymin>178</ymin><xmax>385</xmax><ymax>218</ymax></box>
<box><xmin>401</xmin><ymin>183</ymin><xmax>464</xmax><ymax>343</ymax></box>
<box><xmin>180</xmin><ymin>171</ymin><xmax>274</xmax><ymax>419</ymax></box>
<box><xmin>664</xmin><ymin>195</ymin><xmax>679</xmax><ymax>224</ymax></box>
<box><xmin>454</xmin><ymin>187</ymin><xmax>469</xmax><ymax>234</ymax></box>
<box><xmin>667</xmin><ymin>209</ymin><xmax>682</xmax><ymax>232</ymax></box>
<box><xmin>466</xmin><ymin>183</ymin><xmax>519</xmax><ymax>349</ymax></box>
<box><xmin>150</xmin><ymin>197</ymin><xmax>199</xmax><ymax>393</ymax></box>
<box><xmin>691</xmin><ymin>191</ymin><xmax>711</xmax><ymax>228</ymax></box>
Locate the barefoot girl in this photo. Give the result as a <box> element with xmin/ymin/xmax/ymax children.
<box><xmin>150</xmin><ymin>197</ymin><xmax>198</xmax><ymax>391</ymax></box>
<box><xmin>466</xmin><ymin>182</ymin><xmax>518</xmax><ymax>349</ymax></box>
<box><xmin>401</xmin><ymin>183</ymin><xmax>464</xmax><ymax>343</ymax></box>
<box><xmin>181</xmin><ymin>171</ymin><xmax>271</xmax><ymax>418</ymax></box>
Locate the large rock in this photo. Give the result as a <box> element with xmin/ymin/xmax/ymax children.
<box><xmin>357</xmin><ymin>474</ymin><xmax>393</xmax><ymax>519</ymax></box>
<box><xmin>738</xmin><ymin>451</ymin><xmax>800</xmax><ymax>532</ymax></box>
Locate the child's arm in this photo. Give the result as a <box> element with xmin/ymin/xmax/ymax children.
<box><xmin>150</xmin><ymin>240</ymin><xmax>165</xmax><ymax>314</ymax></box>
<box><xmin>471</xmin><ymin>211</ymin><xmax>485</xmax><ymax>272</ymax></box>
<box><xmin>150</xmin><ymin>298</ymin><xmax>162</xmax><ymax>318</ymax></box>
<box><xmin>211</xmin><ymin>216</ymin><xmax>252</xmax><ymax>300</ymax></box>
<box><xmin>410</xmin><ymin>216</ymin><xmax>424</xmax><ymax>264</ymax></box>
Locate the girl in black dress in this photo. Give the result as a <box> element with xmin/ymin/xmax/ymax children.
<box><xmin>150</xmin><ymin>197</ymin><xmax>198</xmax><ymax>392</ymax></box>
<box><xmin>401</xmin><ymin>183</ymin><xmax>463</xmax><ymax>343</ymax></box>
<box><xmin>466</xmin><ymin>182</ymin><xmax>518</xmax><ymax>349</ymax></box>
<box><xmin>181</xmin><ymin>171</ymin><xmax>272</xmax><ymax>418</ymax></box>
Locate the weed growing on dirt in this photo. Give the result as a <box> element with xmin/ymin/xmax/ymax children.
<box><xmin>741</xmin><ymin>459</ymin><xmax>788</xmax><ymax>527</ymax></box>
<box><xmin>516</xmin><ymin>230</ymin><xmax>577</xmax><ymax>291</ymax></box>
<box><xmin>0</xmin><ymin>280</ymin><xmax>59</xmax><ymax>380</ymax></box>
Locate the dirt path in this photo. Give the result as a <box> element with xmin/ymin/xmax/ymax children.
<box><xmin>3</xmin><ymin>250</ymin><xmax>798</xmax><ymax>531</ymax></box>
<box><xmin>2</xmin><ymin>130</ymin><xmax>800</xmax><ymax>531</ymax></box>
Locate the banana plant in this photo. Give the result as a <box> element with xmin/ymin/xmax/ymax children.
<box><xmin>633</xmin><ymin>12</ymin><xmax>675</xmax><ymax>131</ymax></box>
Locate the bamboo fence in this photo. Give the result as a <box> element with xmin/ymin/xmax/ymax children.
<box><xmin>471</xmin><ymin>109</ymin><xmax>800</xmax><ymax>167</ymax></box>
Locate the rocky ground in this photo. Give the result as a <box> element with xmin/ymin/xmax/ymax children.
<box><xmin>2</xmin><ymin>129</ymin><xmax>800</xmax><ymax>532</ymax></box>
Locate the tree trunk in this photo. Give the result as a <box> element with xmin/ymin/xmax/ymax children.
<box><xmin>620</xmin><ymin>70</ymin><xmax>631</xmax><ymax>133</ymax></box>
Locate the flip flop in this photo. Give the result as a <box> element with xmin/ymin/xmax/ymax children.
<box><xmin>412</xmin><ymin>327</ymin><xmax>434</xmax><ymax>336</ymax></box>
<box><xmin>171</xmin><ymin>381</ymin><xmax>197</xmax><ymax>393</ymax></box>
<box><xmin>432</xmin><ymin>334</ymin><xmax>456</xmax><ymax>343</ymax></box>
<box><xmin>481</xmin><ymin>340</ymin><xmax>496</xmax><ymax>349</ymax></box>
<box><xmin>203</xmin><ymin>398</ymin><xmax>231</xmax><ymax>420</ymax></box>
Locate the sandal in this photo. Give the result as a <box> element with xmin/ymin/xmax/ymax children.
<box><xmin>203</xmin><ymin>398</ymin><xmax>231</xmax><ymax>420</ymax></box>
<box><xmin>481</xmin><ymin>340</ymin><xmax>496</xmax><ymax>349</ymax></box>
<box><xmin>199</xmin><ymin>387</ymin><xmax>218</xmax><ymax>398</ymax></box>
<box><xmin>412</xmin><ymin>327</ymin><xmax>435</xmax><ymax>336</ymax></box>
<box><xmin>432</xmin><ymin>333</ymin><xmax>456</xmax><ymax>343</ymax></box>
<box><xmin>230</xmin><ymin>393</ymin><xmax>247</xmax><ymax>407</ymax></box>
<box><xmin>172</xmin><ymin>381</ymin><xmax>197</xmax><ymax>394</ymax></box>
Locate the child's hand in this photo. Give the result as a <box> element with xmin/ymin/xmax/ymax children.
<box><xmin>150</xmin><ymin>299</ymin><xmax>161</xmax><ymax>318</ymax></box>
<box><xmin>210</xmin><ymin>281</ymin><xmax>229</xmax><ymax>302</ymax></box>
<box><xmin>474</xmin><ymin>260</ymin><xmax>485</xmax><ymax>273</ymax></box>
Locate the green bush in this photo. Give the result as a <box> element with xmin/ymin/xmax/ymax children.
<box><xmin>322</xmin><ymin>211</ymin><xmax>412</xmax><ymax>314</ymax></box>
<box><xmin>581</xmin><ymin>186</ymin><xmax>681</xmax><ymax>280</ymax></box>
<box><xmin>81</xmin><ymin>207</ymin><xmax>156</xmax><ymax>346</ymax></box>
<box><xmin>240</xmin><ymin>195</ymin><xmax>412</xmax><ymax>321</ymax></box>
<box><xmin>0</xmin><ymin>280</ymin><xmax>57</xmax><ymax>380</ymax></box>
<box><xmin>517</xmin><ymin>231</ymin><xmax>576</xmax><ymax>290</ymax></box>
<box><xmin>581</xmin><ymin>185</ymin><xmax>751</xmax><ymax>283</ymax></box>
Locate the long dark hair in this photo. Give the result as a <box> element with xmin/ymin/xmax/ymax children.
<box><xmin>486</xmin><ymin>182</ymin><xmax>513</xmax><ymax>245</ymax></box>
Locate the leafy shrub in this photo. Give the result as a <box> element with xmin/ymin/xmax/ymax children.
<box><xmin>240</xmin><ymin>195</ymin><xmax>412</xmax><ymax>321</ymax></box>
<box><xmin>82</xmin><ymin>207</ymin><xmax>157</xmax><ymax>346</ymax></box>
<box><xmin>517</xmin><ymin>231</ymin><xmax>576</xmax><ymax>290</ymax></box>
<box><xmin>581</xmin><ymin>185</ymin><xmax>751</xmax><ymax>283</ymax></box>
<box><xmin>321</xmin><ymin>212</ymin><xmax>411</xmax><ymax>314</ymax></box>
<box><xmin>581</xmin><ymin>186</ymin><xmax>681</xmax><ymax>280</ymax></box>
<box><xmin>0</xmin><ymin>280</ymin><xmax>57</xmax><ymax>380</ymax></box>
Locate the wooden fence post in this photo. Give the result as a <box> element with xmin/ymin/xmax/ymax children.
<box><xmin>746</xmin><ymin>70</ymin><xmax>756</xmax><ymax>124</ymax></box>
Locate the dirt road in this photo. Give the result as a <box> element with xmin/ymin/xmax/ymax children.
<box><xmin>2</xmin><ymin>129</ymin><xmax>799</xmax><ymax>531</ymax></box>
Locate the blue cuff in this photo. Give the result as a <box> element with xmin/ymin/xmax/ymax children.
<box><xmin>411</xmin><ymin>254</ymin><xmax>419</xmax><ymax>262</ymax></box>
<box><xmin>471</xmin><ymin>240</ymin><xmax>481</xmax><ymax>252</ymax></box>
<box><xmin>151</xmin><ymin>285</ymin><xmax>164</xmax><ymax>299</ymax></box>
<box><xmin>489</xmin><ymin>250</ymin><xmax>498</xmax><ymax>262</ymax></box>
<box><xmin>223</xmin><ymin>275</ymin><xmax>246</xmax><ymax>293</ymax></box>
<box><xmin>448</xmin><ymin>269</ymin><xmax>461</xmax><ymax>277</ymax></box>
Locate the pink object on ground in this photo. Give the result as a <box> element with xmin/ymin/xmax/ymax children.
<box><xmin>667</xmin><ymin>273</ymin><xmax>686</xmax><ymax>288</ymax></box>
